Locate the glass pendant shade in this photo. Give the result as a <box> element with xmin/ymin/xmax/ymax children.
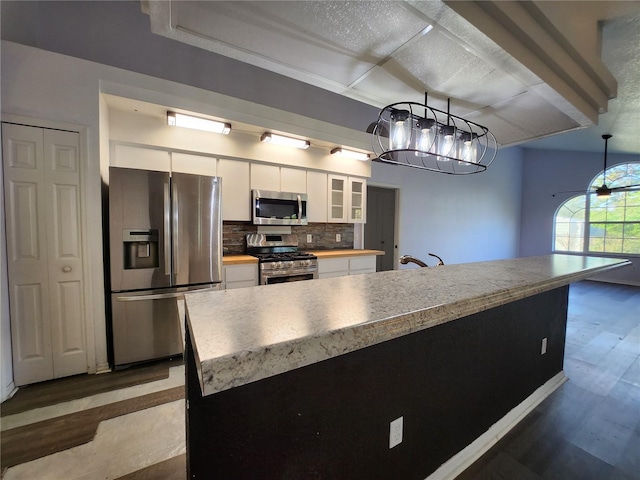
<box><xmin>389</xmin><ymin>109</ymin><xmax>411</xmax><ymax>151</ymax></box>
<box><xmin>437</xmin><ymin>125</ymin><xmax>456</xmax><ymax>161</ymax></box>
<box><xmin>414</xmin><ymin>118</ymin><xmax>435</xmax><ymax>156</ymax></box>
<box><xmin>459</xmin><ymin>132</ymin><xmax>478</xmax><ymax>164</ymax></box>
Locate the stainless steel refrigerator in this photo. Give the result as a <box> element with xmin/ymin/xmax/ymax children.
<box><xmin>108</xmin><ymin>167</ymin><xmax>222</xmax><ymax>367</ymax></box>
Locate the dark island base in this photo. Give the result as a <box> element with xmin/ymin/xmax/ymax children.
<box><xmin>186</xmin><ymin>286</ymin><xmax>569</xmax><ymax>480</ymax></box>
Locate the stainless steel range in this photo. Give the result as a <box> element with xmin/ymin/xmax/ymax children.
<box><xmin>246</xmin><ymin>234</ymin><xmax>318</xmax><ymax>285</ymax></box>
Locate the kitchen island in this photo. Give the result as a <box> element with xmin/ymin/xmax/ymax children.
<box><xmin>184</xmin><ymin>255</ymin><xmax>629</xmax><ymax>479</ymax></box>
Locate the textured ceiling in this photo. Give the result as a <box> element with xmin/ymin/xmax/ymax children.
<box><xmin>144</xmin><ymin>0</ymin><xmax>640</xmax><ymax>154</ymax></box>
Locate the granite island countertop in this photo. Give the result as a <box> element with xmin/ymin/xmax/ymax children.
<box><xmin>185</xmin><ymin>254</ymin><xmax>630</xmax><ymax>397</ymax></box>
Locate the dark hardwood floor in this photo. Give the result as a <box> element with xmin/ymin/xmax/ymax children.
<box><xmin>456</xmin><ymin>280</ymin><xmax>640</xmax><ymax>480</ymax></box>
<box><xmin>1</xmin><ymin>357</ymin><xmax>183</xmax><ymax>417</ymax></box>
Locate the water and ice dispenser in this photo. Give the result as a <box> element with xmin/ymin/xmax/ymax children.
<box><xmin>122</xmin><ymin>229</ymin><xmax>159</xmax><ymax>269</ymax></box>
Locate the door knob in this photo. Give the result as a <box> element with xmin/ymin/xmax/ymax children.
<box><xmin>62</xmin><ymin>266</ymin><xmax>72</xmax><ymax>273</ymax></box>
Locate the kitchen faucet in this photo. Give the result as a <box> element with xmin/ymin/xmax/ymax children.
<box><xmin>399</xmin><ymin>253</ymin><xmax>445</xmax><ymax>268</ymax></box>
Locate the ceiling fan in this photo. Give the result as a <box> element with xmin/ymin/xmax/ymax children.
<box><xmin>554</xmin><ymin>134</ymin><xmax>640</xmax><ymax>197</ymax></box>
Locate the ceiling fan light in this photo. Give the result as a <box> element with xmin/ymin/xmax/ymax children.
<box><xmin>167</xmin><ymin>112</ymin><xmax>231</xmax><ymax>134</ymax></box>
<box><xmin>261</xmin><ymin>132</ymin><xmax>310</xmax><ymax>149</ymax></box>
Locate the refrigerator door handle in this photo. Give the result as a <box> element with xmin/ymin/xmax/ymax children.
<box><xmin>115</xmin><ymin>286</ymin><xmax>219</xmax><ymax>302</ymax></box>
<box><xmin>116</xmin><ymin>292</ymin><xmax>186</xmax><ymax>301</ymax></box>
<box><xmin>164</xmin><ymin>182</ymin><xmax>171</xmax><ymax>276</ymax></box>
<box><xmin>172</xmin><ymin>182</ymin><xmax>179</xmax><ymax>277</ymax></box>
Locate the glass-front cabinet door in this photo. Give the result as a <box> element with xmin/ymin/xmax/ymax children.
<box><xmin>349</xmin><ymin>178</ymin><xmax>366</xmax><ymax>223</ymax></box>
<box><xmin>328</xmin><ymin>174</ymin><xmax>347</xmax><ymax>222</ymax></box>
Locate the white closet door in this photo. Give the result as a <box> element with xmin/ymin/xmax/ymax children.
<box><xmin>44</xmin><ymin>129</ymin><xmax>87</xmax><ymax>378</ymax></box>
<box><xmin>2</xmin><ymin>123</ymin><xmax>87</xmax><ymax>385</ymax></box>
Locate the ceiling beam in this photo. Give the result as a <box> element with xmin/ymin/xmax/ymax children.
<box><xmin>444</xmin><ymin>0</ymin><xmax>616</xmax><ymax>126</ymax></box>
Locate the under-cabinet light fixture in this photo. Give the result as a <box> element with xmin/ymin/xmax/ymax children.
<box><xmin>330</xmin><ymin>147</ymin><xmax>370</xmax><ymax>161</ymax></box>
<box><xmin>261</xmin><ymin>132</ymin><xmax>310</xmax><ymax>149</ymax></box>
<box><xmin>167</xmin><ymin>112</ymin><xmax>231</xmax><ymax>134</ymax></box>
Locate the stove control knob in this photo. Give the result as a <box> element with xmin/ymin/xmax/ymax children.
<box><xmin>275</xmin><ymin>262</ymin><xmax>283</xmax><ymax>270</ymax></box>
<box><xmin>285</xmin><ymin>261</ymin><xmax>294</xmax><ymax>269</ymax></box>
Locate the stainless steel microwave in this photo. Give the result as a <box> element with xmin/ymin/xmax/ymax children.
<box><xmin>252</xmin><ymin>190</ymin><xmax>308</xmax><ymax>225</ymax></box>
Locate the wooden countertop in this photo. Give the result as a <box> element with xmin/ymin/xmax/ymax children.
<box><xmin>222</xmin><ymin>250</ymin><xmax>383</xmax><ymax>265</ymax></box>
<box><xmin>222</xmin><ymin>255</ymin><xmax>258</xmax><ymax>265</ymax></box>
<box><xmin>309</xmin><ymin>249</ymin><xmax>384</xmax><ymax>258</ymax></box>
<box><xmin>186</xmin><ymin>255</ymin><xmax>630</xmax><ymax>396</ymax></box>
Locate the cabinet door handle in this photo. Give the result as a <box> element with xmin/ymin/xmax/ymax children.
<box><xmin>62</xmin><ymin>266</ymin><xmax>72</xmax><ymax>273</ymax></box>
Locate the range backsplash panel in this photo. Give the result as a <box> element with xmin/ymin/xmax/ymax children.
<box><xmin>223</xmin><ymin>222</ymin><xmax>354</xmax><ymax>255</ymax></box>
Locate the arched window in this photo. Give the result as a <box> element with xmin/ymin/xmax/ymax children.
<box><xmin>553</xmin><ymin>162</ymin><xmax>640</xmax><ymax>254</ymax></box>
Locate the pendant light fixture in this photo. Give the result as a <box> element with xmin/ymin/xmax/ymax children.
<box><xmin>371</xmin><ymin>93</ymin><xmax>497</xmax><ymax>175</ymax></box>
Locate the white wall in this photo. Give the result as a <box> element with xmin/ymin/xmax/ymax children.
<box><xmin>370</xmin><ymin>147</ymin><xmax>524</xmax><ymax>266</ymax></box>
<box><xmin>520</xmin><ymin>148</ymin><xmax>640</xmax><ymax>285</ymax></box>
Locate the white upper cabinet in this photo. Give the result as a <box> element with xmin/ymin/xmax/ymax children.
<box><xmin>250</xmin><ymin>164</ymin><xmax>307</xmax><ymax>193</ymax></box>
<box><xmin>171</xmin><ymin>152</ymin><xmax>217</xmax><ymax>176</ymax></box>
<box><xmin>280</xmin><ymin>167</ymin><xmax>307</xmax><ymax>193</ymax></box>
<box><xmin>327</xmin><ymin>175</ymin><xmax>367</xmax><ymax>223</ymax></box>
<box><xmin>250</xmin><ymin>163</ymin><xmax>280</xmax><ymax>191</ymax></box>
<box><xmin>306</xmin><ymin>171</ymin><xmax>328</xmax><ymax>223</ymax></box>
<box><xmin>328</xmin><ymin>174</ymin><xmax>348</xmax><ymax>223</ymax></box>
<box><xmin>111</xmin><ymin>144</ymin><xmax>170</xmax><ymax>172</ymax></box>
<box><xmin>348</xmin><ymin>177</ymin><xmax>366</xmax><ymax>223</ymax></box>
<box><xmin>219</xmin><ymin>159</ymin><xmax>250</xmax><ymax>221</ymax></box>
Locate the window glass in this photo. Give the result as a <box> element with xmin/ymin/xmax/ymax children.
<box><xmin>554</xmin><ymin>162</ymin><xmax>640</xmax><ymax>255</ymax></box>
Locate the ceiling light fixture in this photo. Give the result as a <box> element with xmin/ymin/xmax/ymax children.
<box><xmin>167</xmin><ymin>112</ymin><xmax>231</xmax><ymax>134</ymax></box>
<box><xmin>261</xmin><ymin>132</ymin><xmax>310</xmax><ymax>149</ymax></box>
<box><xmin>330</xmin><ymin>147</ymin><xmax>370</xmax><ymax>161</ymax></box>
<box><xmin>371</xmin><ymin>93</ymin><xmax>498</xmax><ymax>175</ymax></box>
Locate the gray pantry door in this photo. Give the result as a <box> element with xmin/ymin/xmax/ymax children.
<box><xmin>364</xmin><ymin>186</ymin><xmax>397</xmax><ymax>271</ymax></box>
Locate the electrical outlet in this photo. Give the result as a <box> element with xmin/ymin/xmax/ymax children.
<box><xmin>306</xmin><ymin>234</ymin><xmax>312</xmax><ymax>243</ymax></box>
<box><xmin>336</xmin><ymin>233</ymin><xmax>341</xmax><ymax>242</ymax></box>
<box><xmin>541</xmin><ymin>337</ymin><xmax>548</xmax><ymax>355</ymax></box>
<box><xmin>389</xmin><ymin>416</ymin><xmax>403</xmax><ymax>449</ymax></box>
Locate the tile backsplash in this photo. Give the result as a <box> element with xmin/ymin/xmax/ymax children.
<box><xmin>223</xmin><ymin>222</ymin><xmax>354</xmax><ymax>255</ymax></box>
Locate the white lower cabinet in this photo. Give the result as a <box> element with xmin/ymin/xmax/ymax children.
<box><xmin>348</xmin><ymin>255</ymin><xmax>376</xmax><ymax>275</ymax></box>
<box><xmin>318</xmin><ymin>258</ymin><xmax>349</xmax><ymax>279</ymax></box>
<box><xmin>317</xmin><ymin>255</ymin><xmax>377</xmax><ymax>279</ymax></box>
<box><xmin>223</xmin><ymin>264</ymin><xmax>258</xmax><ymax>289</ymax></box>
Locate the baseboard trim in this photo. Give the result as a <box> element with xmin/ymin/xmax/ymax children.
<box><xmin>425</xmin><ymin>371</ymin><xmax>567</xmax><ymax>480</ymax></box>
<box><xmin>95</xmin><ymin>362</ymin><xmax>112</xmax><ymax>375</ymax></box>
<box><xmin>1</xmin><ymin>382</ymin><xmax>17</xmax><ymax>403</ymax></box>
